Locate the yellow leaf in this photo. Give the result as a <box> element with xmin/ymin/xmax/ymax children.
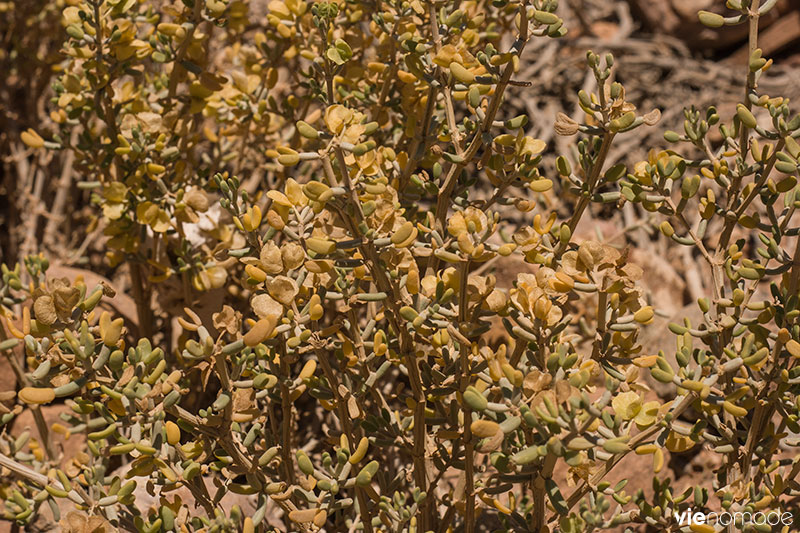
<box><xmin>611</xmin><ymin>391</ymin><xmax>642</xmax><ymax>421</ymax></box>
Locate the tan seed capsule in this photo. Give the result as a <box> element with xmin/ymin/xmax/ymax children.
<box><xmin>18</xmin><ymin>387</ymin><xmax>55</xmax><ymax>405</ymax></box>
<box><xmin>470</xmin><ymin>419</ymin><xmax>500</xmax><ymax>438</ymax></box>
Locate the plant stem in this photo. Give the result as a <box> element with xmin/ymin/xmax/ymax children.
<box><xmin>458</xmin><ymin>260</ymin><xmax>475</xmax><ymax>532</ymax></box>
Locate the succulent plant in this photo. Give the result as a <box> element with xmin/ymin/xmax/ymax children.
<box><xmin>2</xmin><ymin>0</ymin><xmax>800</xmax><ymax>532</ymax></box>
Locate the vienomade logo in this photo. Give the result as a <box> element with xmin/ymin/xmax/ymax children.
<box><xmin>670</xmin><ymin>508</ymin><xmax>794</xmax><ymax>530</ymax></box>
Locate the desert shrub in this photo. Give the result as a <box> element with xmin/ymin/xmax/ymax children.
<box><xmin>2</xmin><ymin>0</ymin><xmax>800</xmax><ymax>531</ymax></box>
